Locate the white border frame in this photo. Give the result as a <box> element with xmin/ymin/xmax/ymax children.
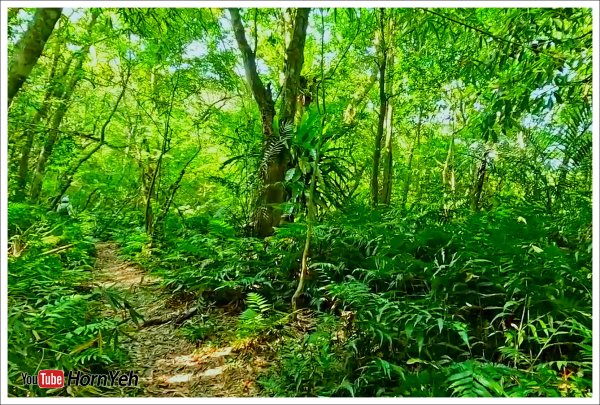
<box><xmin>1</xmin><ymin>1</ymin><xmax>598</xmax><ymax>404</ymax></box>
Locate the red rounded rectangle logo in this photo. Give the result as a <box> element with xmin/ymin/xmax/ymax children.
<box><xmin>37</xmin><ymin>370</ymin><xmax>64</xmax><ymax>388</ymax></box>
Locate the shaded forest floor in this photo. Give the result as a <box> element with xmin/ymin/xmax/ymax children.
<box><xmin>92</xmin><ymin>242</ymin><xmax>265</xmax><ymax>397</ymax></box>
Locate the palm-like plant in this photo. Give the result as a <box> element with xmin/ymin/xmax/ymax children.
<box><xmin>284</xmin><ymin>110</ymin><xmax>360</xmax><ymax>219</ymax></box>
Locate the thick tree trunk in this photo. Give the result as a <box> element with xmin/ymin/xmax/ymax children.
<box><xmin>230</xmin><ymin>8</ymin><xmax>310</xmax><ymax>237</ymax></box>
<box><xmin>230</xmin><ymin>8</ymin><xmax>276</xmax><ymax>237</ymax></box>
<box><xmin>229</xmin><ymin>8</ymin><xmax>275</xmax><ymax>138</ymax></box>
<box><xmin>8</xmin><ymin>8</ymin><xmax>62</xmax><ymax>107</ymax></box>
<box><xmin>279</xmin><ymin>8</ymin><xmax>310</xmax><ymax>126</ymax></box>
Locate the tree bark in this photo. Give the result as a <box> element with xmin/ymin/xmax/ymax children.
<box><xmin>380</xmin><ymin>102</ymin><xmax>394</xmax><ymax>205</ymax></box>
<box><xmin>379</xmin><ymin>45</ymin><xmax>395</xmax><ymax>205</ymax></box>
<box><xmin>229</xmin><ymin>8</ymin><xmax>275</xmax><ymax>138</ymax></box>
<box><xmin>8</xmin><ymin>8</ymin><xmax>62</xmax><ymax>107</ymax></box>
<box><xmin>279</xmin><ymin>8</ymin><xmax>310</xmax><ymax>127</ymax></box>
<box><xmin>230</xmin><ymin>8</ymin><xmax>310</xmax><ymax>237</ymax></box>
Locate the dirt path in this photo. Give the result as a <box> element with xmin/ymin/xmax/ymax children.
<box><xmin>92</xmin><ymin>242</ymin><xmax>265</xmax><ymax>397</ymax></box>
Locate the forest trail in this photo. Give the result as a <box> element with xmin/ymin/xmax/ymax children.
<box><xmin>92</xmin><ymin>242</ymin><xmax>264</xmax><ymax>397</ymax></box>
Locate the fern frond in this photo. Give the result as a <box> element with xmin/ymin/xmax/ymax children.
<box><xmin>445</xmin><ymin>361</ymin><xmax>507</xmax><ymax>397</ymax></box>
<box><xmin>246</xmin><ymin>292</ymin><xmax>271</xmax><ymax>314</ymax></box>
<box><xmin>259</xmin><ymin>122</ymin><xmax>295</xmax><ymax>176</ymax></box>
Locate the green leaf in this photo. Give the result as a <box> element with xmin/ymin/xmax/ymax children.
<box><xmin>530</xmin><ymin>245</ymin><xmax>543</xmax><ymax>254</ymax></box>
<box><xmin>285</xmin><ymin>168</ymin><xmax>296</xmax><ymax>181</ymax></box>
<box><xmin>299</xmin><ymin>157</ymin><xmax>310</xmax><ymax>174</ymax></box>
<box><xmin>458</xmin><ymin>330</ymin><xmax>470</xmax><ymax>349</ymax></box>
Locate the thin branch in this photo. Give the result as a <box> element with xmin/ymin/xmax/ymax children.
<box><xmin>253</xmin><ymin>9</ymin><xmax>258</xmax><ymax>55</ymax></box>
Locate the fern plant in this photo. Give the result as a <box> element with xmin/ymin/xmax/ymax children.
<box><xmin>444</xmin><ymin>361</ymin><xmax>507</xmax><ymax>397</ymax></box>
<box><xmin>238</xmin><ymin>292</ymin><xmax>282</xmax><ymax>339</ymax></box>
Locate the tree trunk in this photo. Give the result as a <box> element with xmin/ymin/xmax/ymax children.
<box><xmin>401</xmin><ymin>108</ymin><xmax>423</xmax><ymax>211</ymax></box>
<box><xmin>15</xmin><ymin>49</ymin><xmax>60</xmax><ymax>200</ymax></box>
<box><xmin>442</xmin><ymin>136</ymin><xmax>455</xmax><ymax>191</ymax></box>
<box><xmin>145</xmin><ymin>71</ymin><xmax>179</xmax><ymax>236</ymax></box>
<box><xmin>29</xmin><ymin>51</ymin><xmax>90</xmax><ymax>202</ymax></box>
<box><xmin>471</xmin><ymin>151</ymin><xmax>489</xmax><ymax>211</ymax></box>
<box><xmin>230</xmin><ymin>8</ymin><xmax>310</xmax><ymax>237</ymax></box>
<box><xmin>343</xmin><ymin>71</ymin><xmax>378</xmax><ymax>124</ymax></box>
<box><xmin>81</xmin><ymin>188</ymin><xmax>100</xmax><ymax>212</ymax></box>
<box><xmin>371</xmin><ymin>9</ymin><xmax>388</xmax><ymax>207</ymax></box>
<box><xmin>441</xmin><ymin>135</ymin><xmax>456</xmax><ymax>218</ymax></box>
<box><xmin>229</xmin><ymin>8</ymin><xmax>275</xmax><ymax>138</ymax></box>
<box><xmin>379</xmin><ymin>46</ymin><xmax>395</xmax><ymax>206</ymax></box>
<box><xmin>29</xmin><ymin>15</ymin><xmax>96</xmax><ymax>202</ymax></box>
<box><xmin>279</xmin><ymin>8</ymin><xmax>310</xmax><ymax>127</ymax></box>
<box><xmin>145</xmin><ymin>150</ymin><xmax>163</xmax><ymax>236</ymax></box>
<box><xmin>29</xmin><ymin>102</ymin><xmax>69</xmax><ymax>202</ymax></box>
<box><xmin>292</xmin><ymin>126</ymin><xmax>320</xmax><ymax>312</ymax></box>
<box><xmin>15</xmin><ymin>47</ymin><xmax>72</xmax><ymax>201</ymax></box>
<box><xmin>152</xmin><ymin>149</ymin><xmax>200</xmax><ymax>241</ymax></box>
<box><xmin>380</xmin><ymin>101</ymin><xmax>394</xmax><ymax>205</ymax></box>
<box><xmin>555</xmin><ymin>152</ymin><xmax>570</xmax><ymax>203</ymax></box>
<box><xmin>8</xmin><ymin>8</ymin><xmax>62</xmax><ymax>107</ymax></box>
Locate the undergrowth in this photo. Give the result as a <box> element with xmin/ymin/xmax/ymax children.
<box><xmin>111</xmin><ymin>200</ymin><xmax>592</xmax><ymax>397</ymax></box>
<box><xmin>7</xmin><ymin>203</ymin><xmax>138</xmax><ymax>397</ymax></box>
